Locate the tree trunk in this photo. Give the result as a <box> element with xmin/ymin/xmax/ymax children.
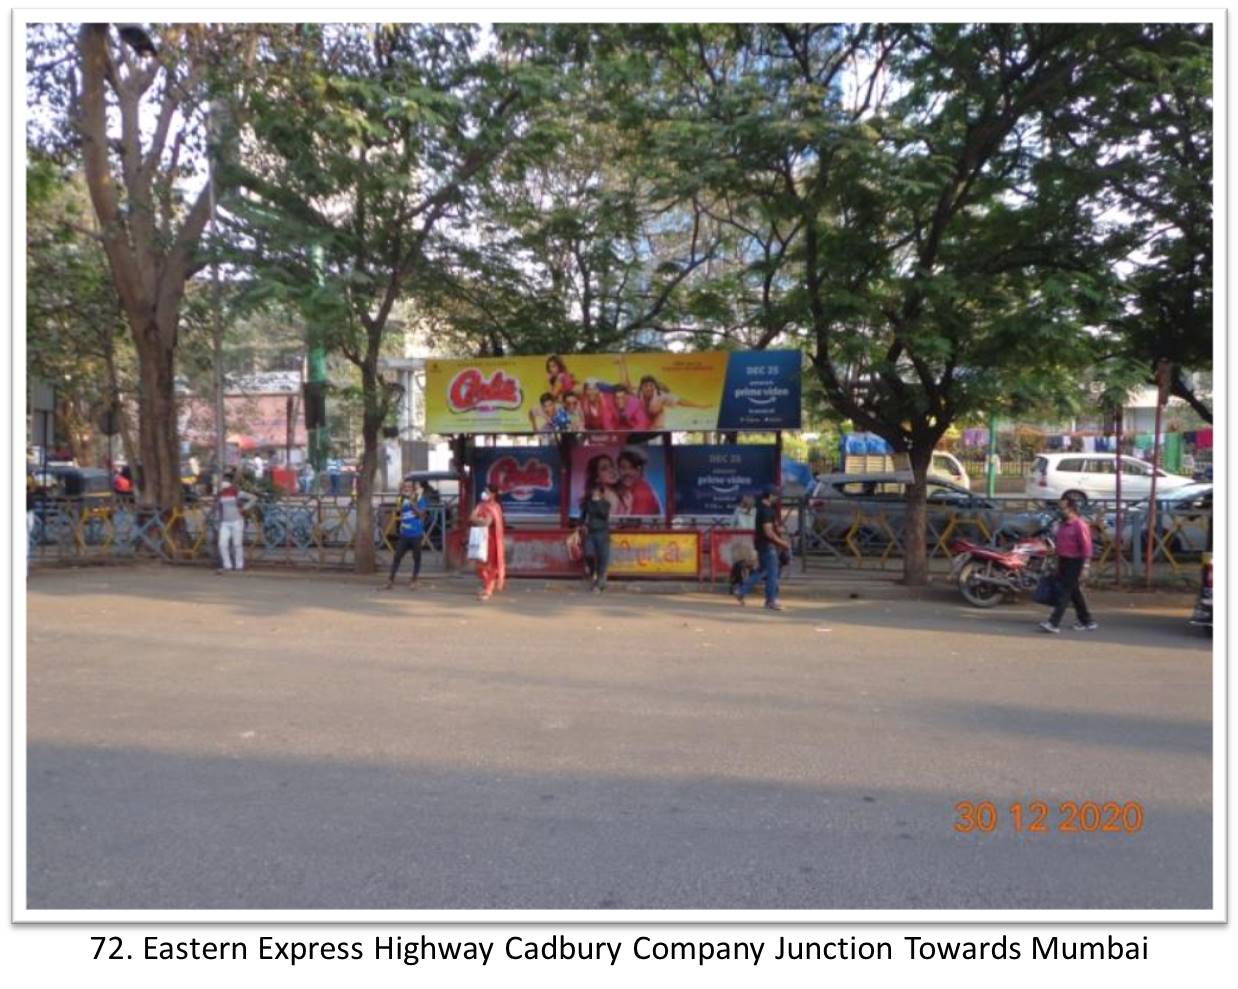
<box><xmin>104</xmin><ymin>348</ymin><xmax>140</xmax><ymax>472</ymax></box>
<box><xmin>902</xmin><ymin>443</ymin><xmax>934</xmax><ymax>586</ymax></box>
<box><xmin>134</xmin><ymin>329</ymin><xmax>183</xmax><ymax>511</ymax></box>
<box><xmin>352</xmin><ymin>410</ymin><xmax>382</xmax><ymax>574</ymax></box>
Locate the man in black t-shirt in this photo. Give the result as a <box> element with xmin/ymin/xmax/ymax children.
<box><xmin>735</xmin><ymin>485</ymin><xmax>792</xmax><ymax>611</ymax></box>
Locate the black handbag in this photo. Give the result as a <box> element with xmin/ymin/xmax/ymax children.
<box><xmin>1033</xmin><ymin>574</ymin><xmax>1061</xmax><ymax>606</ymax></box>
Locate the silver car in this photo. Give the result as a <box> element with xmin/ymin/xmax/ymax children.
<box><xmin>804</xmin><ymin>471</ymin><xmax>998</xmax><ymax>550</ymax></box>
<box><xmin>1103</xmin><ymin>483</ymin><xmax>1212</xmax><ymax>555</ymax></box>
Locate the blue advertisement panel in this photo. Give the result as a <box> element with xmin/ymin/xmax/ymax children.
<box><xmin>569</xmin><ymin>443</ymin><xmax>667</xmax><ymax>519</ymax></box>
<box><xmin>716</xmin><ymin>350</ymin><xmax>802</xmax><ymax>430</ymax></box>
<box><xmin>673</xmin><ymin>445</ymin><xmax>778</xmax><ymax>516</ymax></box>
<box><xmin>471</xmin><ymin>446</ymin><xmax>561</xmax><ymax>516</ymax></box>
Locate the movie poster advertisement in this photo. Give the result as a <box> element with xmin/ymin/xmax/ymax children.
<box><xmin>424</xmin><ymin>350</ymin><xmax>800</xmax><ymax>435</ymax></box>
<box><xmin>471</xmin><ymin>446</ymin><xmax>561</xmax><ymax>516</ymax></box>
<box><xmin>568</xmin><ymin>444</ymin><xmax>668</xmax><ymax>519</ymax></box>
<box><xmin>673</xmin><ymin>445</ymin><xmax>777</xmax><ymax>516</ymax></box>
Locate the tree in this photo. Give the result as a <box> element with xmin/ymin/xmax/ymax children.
<box><xmin>229</xmin><ymin>24</ymin><xmax>563</xmax><ymax>572</ymax></box>
<box><xmin>619</xmin><ymin>24</ymin><xmax>1133</xmax><ymax>583</ymax></box>
<box><xmin>26</xmin><ymin>155</ymin><xmax>139</xmax><ymax>467</ymax></box>
<box><xmin>1073</xmin><ymin>26</ymin><xmax>1213</xmax><ymax>421</ymax></box>
<box><xmin>415</xmin><ymin>102</ymin><xmax>725</xmax><ymax>357</ymax></box>
<box><xmin>29</xmin><ymin>23</ymin><xmax>257</xmax><ymax>507</ymax></box>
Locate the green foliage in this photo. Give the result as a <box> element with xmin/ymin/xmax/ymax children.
<box><xmin>25</xmin><ymin>158</ymin><xmax>132</xmax><ymax>414</ymax></box>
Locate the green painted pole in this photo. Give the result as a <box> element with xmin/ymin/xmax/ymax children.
<box><xmin>985</xmin><ymin>410</ymin><xmax>998</xmax><ymax>498</ymax></box>
<box><xmin>307</xmin><ymin>244</ymin><xmax>329</xmax><ymax>472</ymax></box>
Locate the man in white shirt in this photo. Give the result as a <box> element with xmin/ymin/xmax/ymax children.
<box><xmin>731</xmin><ymin>494</ymin><xmax>757</xmax><ymax>530</ymax></box>
<box><xmin>215</xmin><ymin>472</ymin><xmax>257</xmax><ymax>573</ymax></box>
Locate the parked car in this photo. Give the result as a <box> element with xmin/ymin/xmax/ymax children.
<box><xmin>804</xmin><ymin>472</ymin><xmax>996</xmax><ymax>549</ymax></box>
<box><xmin>1026</xmin><ymin>453</ymin><xmax>1194</xmax><ymax>504</ymax></box>
<box><xmin>929</xmin><ymin>451</ymin><xmax>972</xmax><ymax>491</ymax></box>
<box><xmin>28</xmin><ymin>465</ymin><xmax>112</xmax><ymax>499</ymax></box>
<box><xmin>1101</xmin><ymin>483</ymin><xmax>1212</xmax><ymax>555</ymax></box>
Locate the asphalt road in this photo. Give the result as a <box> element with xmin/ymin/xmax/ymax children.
<box><xmin>25</xmin><ymin>567</ymin><xmax>1212</xmax><ymax>911</ymax></box>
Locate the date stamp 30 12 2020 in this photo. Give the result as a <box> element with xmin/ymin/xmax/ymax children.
<box><xmin>953</xmin><ymin>800</ymin><xmax>1145</xmax><ymax>835</ymax></box>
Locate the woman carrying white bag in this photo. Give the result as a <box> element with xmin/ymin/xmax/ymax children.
<box><xmin>468</xmin><ymin>483</ymin><xmax>506</xmax><ymax>601</ymax></box>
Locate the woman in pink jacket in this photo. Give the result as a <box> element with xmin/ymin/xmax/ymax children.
<box><xmin>1040</xmin><ymin>495</ymin><xmax>1097</xmax><ymax>633</ymax></box>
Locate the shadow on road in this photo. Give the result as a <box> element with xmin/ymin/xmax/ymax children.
<box><xmin>26</xmin><ymin>741</ymin><xmax>1211</xmax><ymax>912</ymax></box>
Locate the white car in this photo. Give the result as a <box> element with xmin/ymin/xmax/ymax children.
<box><xmin>1026</xmin><ymin>453</ymin><xmax>1194</xmax><ymax>504</ymax></box>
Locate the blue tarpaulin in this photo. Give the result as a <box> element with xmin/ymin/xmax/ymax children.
<box><xmin>841</xmin><ymin>432</ymin><xmax>892</xmax><ymax>457</ymax></box>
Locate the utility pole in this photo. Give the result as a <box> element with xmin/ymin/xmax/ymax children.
<box><xmin>985</xmin><ymin>410</ymin><xmax>998</xmax><ymax>498</ymax></box>
<box><xmin>209</xmin><ymin>151</ymin><xmax>226</xmax><ymax>492</ymax></box>
<box><xmin>306</xmin><ymin>244</ymin><xmax>329</xmax><ymax>471</ymax></box>
<box><xmin>1144</xmin><ymin>360</ymin><xmax>1171</xmax><ymax>589</ymax></box>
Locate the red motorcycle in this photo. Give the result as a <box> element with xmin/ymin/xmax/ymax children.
<box><xmin>949</xmin><ymin>531</ymin><xmax>1055</xmax><ymax>608</ymax></box>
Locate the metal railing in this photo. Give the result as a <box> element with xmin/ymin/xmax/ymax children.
<box><xmin>27</xmin><ymin>493</ymin><xmax>458</xmax><ymax>571</ymax></box>
<box><xmin>785</xmin><ymin>494</ymin><xmax>1208</xmax><ymax>585</ymax></box>
<box><xmin>28</xmin><ymin>491</ymin><xmax>1206</xmax><ymax>588</ymax></box>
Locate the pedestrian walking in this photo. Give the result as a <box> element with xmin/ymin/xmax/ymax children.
<box><xmin>1039</xmin><ymin>494</ymin><xmax>1097</xmax><ymax>633</ymax></box>
<box><xmin>383</xmin><ymin>481</ymin><xmax>427</xmax><ymax>590</ymax></box>
<box><xmin>469</xmin><ymin>484</ymin><xmax>506</xmax><ymax>601</ymax></box>
<box><xmin>215</xmin><ymin>472</ymin><xmax>257</xmax><ymax>573</ymax></box>
<box><xmin>580</xmin><ymin>482</ymin><xmax>612</xmax><ymax>592</ymax></box>
<box><xmin>734</xmin><ymin>485</ymin><xmax>792</xmax><ymax>611</ymax></box>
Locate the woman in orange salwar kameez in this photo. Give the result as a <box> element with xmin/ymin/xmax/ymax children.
<box><xmin>468</xmin><ymin>484</ymin><xmax>506</xmax><ymax>600</ymax></box>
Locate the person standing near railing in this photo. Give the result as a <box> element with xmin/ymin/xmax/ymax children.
<box><xmin>215</xmin><ymin>471</ymin><xmax>257</xmax><ymax>574</ymax></box>
<box><xmin>383</xmin><ymin>480</ymin><xmax>427</xmax><ymax>591</ymax></box>
<box><xmin>730</xmin><ymin>494</ymin><xmax>756</xmax><ymax>530</ymax></box>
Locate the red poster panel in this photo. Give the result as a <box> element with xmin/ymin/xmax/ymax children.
<box><xmin>709</xmin><ymin>529</ymin><xmax>757</xmax><ymax>583</ymax></box>
<box><xmin>503</xmin><ymin>529</ymin><xmax>582</xmax><ymax>576</ymax></box>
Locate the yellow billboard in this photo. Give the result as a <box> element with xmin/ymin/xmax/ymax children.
<box><xmin>424</xmin><ymin>351</ymin><xmax>801</xmax><ymax>435</ymax></box>
<box><xmin>607</xmin><ymin>532</ymin><xmax>700</xmax><ymax>577</ymax></box>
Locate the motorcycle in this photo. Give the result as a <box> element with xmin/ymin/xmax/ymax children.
<box><xmin>949</xmin><ymin>530</ymin><xmax>1055</xmax><ymax>608</ymax></box>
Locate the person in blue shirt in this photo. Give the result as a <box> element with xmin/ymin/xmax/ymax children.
<box><xmin>383</xmin><ymin>480</ymin><xmax>427</xmax><ymax>590</ymax></box>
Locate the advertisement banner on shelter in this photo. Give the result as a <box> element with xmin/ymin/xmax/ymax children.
<box><xmin>471</xmin><ymin>446</ymin><xmax>561</xmax><ymax>516</ymax></box>
<box><xmin>716</xmin><ymin>350</ymin><xmax>802</xmax><ymax>429</ymax></box>
<box><xmin>424</xmin><ymin>351</ymin><xmax>800</xmax><ymax>435</ymax></box>
<box><xmin>501</xmin><ymin>530</ymin><xmax>580</xmax><ymax>575</ymax></box>
<box><xmin>673</xmin><ymin>444</ymin><xmax>777</xmax><ymax>516</ymax></box>
<box><xmin>569</xmin><ymin>444</ymin><xmax>667</xmax><ymax>519</ymax></box>
<box><xmin>608</xmin><ymin>532</ymin><xmax>700</xmax><ymax>577</ymax></box>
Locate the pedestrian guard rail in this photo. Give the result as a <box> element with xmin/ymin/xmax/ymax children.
<box><xmin>27</xmin><ymin>493</ymin><xmax>458</xmax><ymax>569</ymax></box>
<box><xmin>28</xmin><ymin>492</ymin><xmax>1206</xmax><ymax>586</ymax></box>
<box><xmin>785</xmin><ymin>493</ymin><xmax>1208</xmax><ymax>581</ymax></box>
